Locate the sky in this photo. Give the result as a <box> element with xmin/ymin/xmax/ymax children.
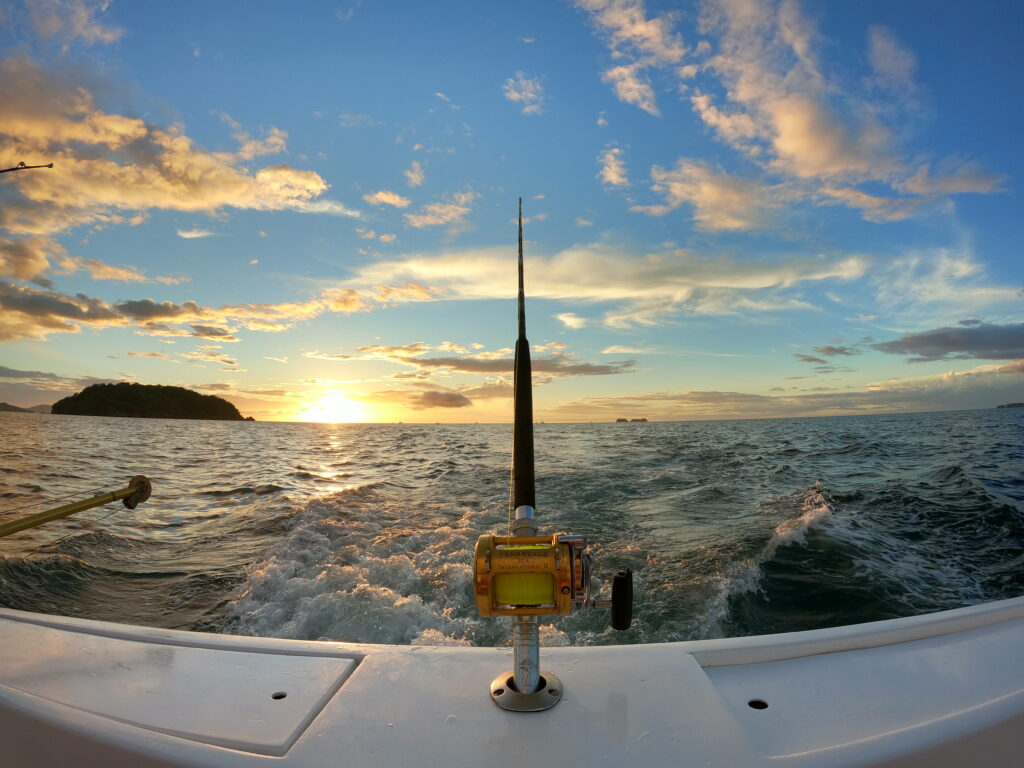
<box><xmin>0</xmin><ymin>0</ymin><xmax>1022</xmax><ymax>423</ymax></box>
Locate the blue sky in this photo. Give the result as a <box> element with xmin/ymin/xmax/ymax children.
<box><xmin>1</xmin><ymin>0</ymin><xmax>1022</xmax><ymax>422</ymax></box>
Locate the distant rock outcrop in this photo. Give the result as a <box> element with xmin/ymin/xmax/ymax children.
<box><xmin>997</xmin><ymin>403</ymin><xmax>1024</xmax><ymax>409</ymax></box>
<box><xmin>0</xmin><ymin>402</ymin><xmax>31</xmax><ymax>413</ymax></box>
<box><xmin>51</xmin><ymin>382</ymin><xmax>248</xmax><ymax>421</ymax></box>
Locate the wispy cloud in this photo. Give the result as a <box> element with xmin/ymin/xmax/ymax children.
<box><xmin>503</xmin><ymin>72</ymin><xmax>544</xmax><ymax>115</ymax></box>
<box><xmin>362</xmin><ymin>190</ymin><xmax>411</xmax><ymax>208</ymax></box>
<box><xmin>350</xmin><ymin>341</ymin><xmax>636</xmax><ymax>378</ymax></box>
<box><xmin>548</xmin><ymin>363</ymin><xmax>1024</xmax><ymax>422</ymax></box>
<box><xmin>0</xmin><ymin>275</ymin><xmax>433</xmax><ymax>341</ymax></box>
<box><xmin>403</xmin><ymin>189</ymin><xmax>476</xmax><ymax>232</ymax></box>
<box><xmin>632</xmin><ymin>160</ymin><xmax>784</xmax><ymax>231</ymax></box>
<box><xmin>176</xmin><ymin>228</ymin><xmax>217</xmax><ymax>239</ymax></box>
<box><xmin>346</xmin><ymin>242</ymin><xmax>868</xmax><ymax>327</ymax></box>
<box><xmin>682</xmin><ymin>0</ymin><xmax>1003</xmax><ymax>222</ymax></box>
<box><xmin>127</xmin><ymin>351</ymin><xmax>177</xmax><ymax>361</ymax></box>
<box><xmin>871</xmin><ymin>248</ymin><xmax>1020</xmax><ymax>324</ymax></box>
<box><xmin>577</xmin><ymin>0</ymin><xmax>686</xmax><ymax>116</ymax></box>
<box><xmin>29</xmin><ymin>0</ymin><xmax>124</xmax><ymax>47</ymax></box>
<box><xmin>602</xmin><ymin>64</ymin><xmax>660</xmax><ymax>116</ymax></box>
<box><xmin>338</xmin><ymin>112</ymin><xmax>380</xmax><ymax>128</ymax></box>
<box><xmin>602</xmin><ymin>345</ymin><xmax>650</xmax><ymax>354</ymax></box>
<box><xmin>598</xmin><ymin>147</ymin><xmax>629</xmax><ymax>186</ymax></box>
<box><xmin>556</xmin><ymin>312</ymin><xmax>588</xmax><ymax>329</ymax></box>
<box><xmin>405</xmin><ymin>160</ymin><xmax>425</xmax><ymax>188</ymax></box>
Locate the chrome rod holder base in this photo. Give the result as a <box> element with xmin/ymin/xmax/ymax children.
<box><xmin>490</xmin><ymin>670</ymin><xmax>563</xmax><ymax>712</ymax></box>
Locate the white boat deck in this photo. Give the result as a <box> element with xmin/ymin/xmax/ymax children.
<box><xmin>2</xmin><ymin>598</ymin><xmax>1023</xmax><ymax>767</ymax></box>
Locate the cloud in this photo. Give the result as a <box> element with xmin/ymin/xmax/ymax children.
<box><xmin>814</xmin><ymin>345</ymin><xmax>860</xmax><ymax>357</ymax></box>
<box><xmin>29</xmin><ymin>0</ymin><xmax>124</xmax><ymax>46</ymax></box>
<box><xmin>0</xmin><ymin>365</ymin><xmax>60</xmax><ymax>380</ymax></box>
<box><xmin>503</xmin><ymin>72</ymin><xmax>544</xmax><ymax>115</ymax></box>
<box><xmin>549</xmin><ymin>361</ymin><xmax>1024</xmax><ymax>422</ymax></box>
<box><xmin>405</xmin><ymin>160</ymin><xmax>425</xmax><ymax>188</ymax></box>
<box><xmin>0</xmin><ymin>275</ymin><xmax>399</xmax><ymax>341</ymax></box>
<box><xmin>686</xmin><ymin>0</ymin><xmax>1001</xmax><ymax>222</ymax></box>
<box><xmin>459</xmin><ymin>379</ymin><xmax>514</xmax><ymax>399</ymax></box>
<box><xmin>0</xmin><ymin>279</ymin><xmax>122</xmax><ymax>340</ymax></box>
<box><xmin>817</xmin><ymin>186</ymin><xmax>923</xmax><ymax>223</ymax></box>
<box><xmin>794</xmin><ymin>354</ymin><xmax>827</xmax><ymax>364</ymax></box>
<box><xmin>348</xmin><ymin>242</ymin><xmax>867</xmax><ymax>327</ymax></box>
<box><xmin>598</xmin><ymin>147</ymin><xmax>629</xmax><ymax>186</ymax></box>
<box><xmin>872</xmin><ymin>322</ymin><xmax>1024</xmax><ymax>362</ymax></box>
<box><xmin>127</xmin><ymin>351</ymin><xmax>176</xmax><ymax>361</ymax></box>
<box><xmin>872</xmin><ymin>249</ymin><xmax>1020</xmax><ymax>323</ymax></box>
<box><xmin>179</xmin><ymin>344</ymin><xmax>237</xmax><ymax>367</ymax></box>
<box><xmin>575</xmin><ymin>217</ymin><xmax>593</xmax><ymax>227</ymax></box>
<box><xmin>867</xmin><ymin>26</ymin><xmax>916</xmax><ymax>91</ymax></box>
<box><xmin>354</xmin><ymin>343</ymin><xmax>635</xmax><ymax>378</ymax></box>
<box><xmin>218</xmin><ymin>113</ymin><xmax>288</xmax><ymax>161</ymax></box>
<box><xmin>362</xmin><ymin>190</ymin><xmax>411</xmax><ymax>208</ymax></box>
<box><xmin>602</xmin><ymin>345</ymin><xmax>650</xmax><ymax>354</ymax></box>
<box><xmin>632</xmin><ymin>159</ymin><xmax>783</xmax><ymax>230</ymax></box>
<box><xmin>0</xmin><ymin>58</ymin><xmax>353</xmax><ymax>237</ymax></box>
<box><xmin>338</xmin><ymin>112</ymin><xmax>380</xmax><ymax>128</ymax></box>
<box><xmin>403</xmin><ymin>189</ymin><xmax>476</xmax><ymax>231</ymax></box>
<box><xmin>894</xmin><ymin>162</ymin><xmax>1005</xmax><ymax>196</ymax></box>
<box><xmin>1</xmin><ymin>235</ymin><xmax>181</xmax><ymax>288</ymax></box>
<box><xmin>188</xmin><ymin>324</ymin><xmax>239</xmax><ymax>341</ymax></box>
<box><xmin>577</xmin><ymin>0</ymin><xmax>686</xmax><ymax>115</ymax></box>
<box><xmin>0</xmin><ymin>235</ymin><xmax>65</xmax><ymax>286</ymax></box>
<box><xmin>411</xmin><ymin>390</ymin><xmax>472</xmax><ymax>409</ymax></box>
<box><xmin>577</xmin><ymin>0</ymin><xmax>685</xmax><ymax>62</ymax></box>
<box><xmin>556</xmin><ymin>312</ymin><xmax>588</xmax><ymax>329</ymax></box>
<box><xmin>177</xmin><ymin>228</ymin><xmax>216</xmax><ymax>239</ymax></box>
<box><xmin>603</xmin><ymin>64</ymin><xmax>660</xmax><ymax>115</ymax></box>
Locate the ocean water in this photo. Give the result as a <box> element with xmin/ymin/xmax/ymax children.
<box><xmin>1</xmin><ymin>408</ymin><xmax>1022</xmax><ymax>647</ymax></box>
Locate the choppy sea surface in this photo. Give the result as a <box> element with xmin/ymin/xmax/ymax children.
<box><xmin>1</xmin><ymin>409</ymin><xmax>1022</xmax><ymax>646</ymax></box>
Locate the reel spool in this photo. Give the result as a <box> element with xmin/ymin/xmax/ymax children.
<box><xmin>473</xmin><ymin>533</ymin><xmax>632</xmax><ymax>628</ymax></box>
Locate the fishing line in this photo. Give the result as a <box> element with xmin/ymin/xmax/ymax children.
<box><xmin>29</xmin><ymin>504</ymin><xmax>128</xmax><ymax>555</ymax></box>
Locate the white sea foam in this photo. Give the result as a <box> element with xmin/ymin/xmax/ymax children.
<box><xmin>228</xmin><ymin>488</ymin><xmax>503</xmax><ymax>646</ymax></box>
<box><xmin>768</xmin><ymin>485</ymin><xmax>833</xmax><ymax>550</ymax></box>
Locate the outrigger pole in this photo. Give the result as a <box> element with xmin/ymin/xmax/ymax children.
<box><xmin>0</xmin><ymin>476</ymin><xmax>152</xmax><ymax>539</ymax></box>
<box><xmin>472</xmin><ymin>200</ymin><xmax>633</xmax><ymax>712</ymax></box>
<box><xmin>0</xmin><ymin>161</ymin><xmax>54</xmax><ymax>174</ymax></box>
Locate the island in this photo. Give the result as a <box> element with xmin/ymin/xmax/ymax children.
<box><xmin>51</xmin><ymin>382</ymin><xmax>250</xmax><ymax>421</ymax></box>
<box><xmin>0</xmin><ymin>402</ymin><xmax>31</xmax><ymax>413</ymax></box>
<box><xmin>997</xmin><ymin>403</ymin><xmax>1024</xmax><ymax>409</ymax></box>
<box><xmin>615</xmin><ymin>417</ymin><xmax>649</xmax><ymax>422</ymax></box>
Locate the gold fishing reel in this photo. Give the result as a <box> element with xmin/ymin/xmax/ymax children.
<box><xmin>473</xmin><ymin>533</ymin><xmax>632</xmax><ymax>629</ymax></box>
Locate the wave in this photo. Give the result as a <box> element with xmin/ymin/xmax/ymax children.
<box><xmin>690</xmin><ymin>484</ymin><xmax>834</xmax><ymax>638</ymax></box>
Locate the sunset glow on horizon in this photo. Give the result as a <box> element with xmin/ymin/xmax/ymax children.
<box><xmin>1</xmin><ymin>1</ymin><xmax>1021</xmax><ymax>423</ymax></box>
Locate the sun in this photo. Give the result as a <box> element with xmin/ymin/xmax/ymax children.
<box><xmin>296</xmin><ymin>392</ymin><xmax>369</xmax><ymax>423</ymax></box>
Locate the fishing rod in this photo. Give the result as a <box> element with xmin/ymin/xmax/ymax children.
<box><xmin>0</xmin><ymin>161</ymin><xmax>54</xmax><ymax>174</ymax></box>
<box><xmin>473</xmin><ymin>199</ymin><xmax>632</xmax><ymax>712</ymax></box>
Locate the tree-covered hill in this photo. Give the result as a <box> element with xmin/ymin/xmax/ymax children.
<box><xmin>51</xmin><ymin>383</ymin><xmax>249</xmax><ymax>421</ymax></box>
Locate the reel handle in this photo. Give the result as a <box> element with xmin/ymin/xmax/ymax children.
<box><xmin>611</xmin><ymin>569</ymin><xmax>633</xmax><ymax>630</ymax></box>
